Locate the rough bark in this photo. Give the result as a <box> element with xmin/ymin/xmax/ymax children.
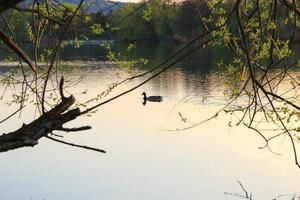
<box><xmin>0</xmin><ymin>95</ymin><xmax>80</xmax><ymax>152</ymax></box>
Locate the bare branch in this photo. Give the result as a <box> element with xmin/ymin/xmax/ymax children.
<box><xmin>0</xmin><ymin>30</ymin><xmax>36</xmax><ymax>72</ymax></box>
<box><xmin>46</xmin><ymin>135</ymin><xmax>106</xmax><ymax>153</ymax></box>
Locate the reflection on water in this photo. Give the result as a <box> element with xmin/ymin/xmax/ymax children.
<box><xmin>0</xmin><ymin>44</ymin><xmax>300</xmax><ymax>200</ymax></box>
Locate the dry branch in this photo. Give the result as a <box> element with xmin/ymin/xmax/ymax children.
<box><xmin>0</xmin><ymin>95</ymin><xmax>79</xmax><ymax>152</ymax></box>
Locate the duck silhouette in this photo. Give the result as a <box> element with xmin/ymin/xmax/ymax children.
<box><xmin>142</xmin><ymin>92</ymin><xmax>163</xmax><ymax>105</ymax></box>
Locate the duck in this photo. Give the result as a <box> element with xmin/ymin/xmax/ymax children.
<box><xmin>142</xmin><ymin>92</ymin><xmax>163</xmax><ymax>102</ymax></box>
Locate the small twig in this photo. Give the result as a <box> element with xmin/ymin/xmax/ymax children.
<box><xmin>0</xmin><ymin>105</ymin><xmax>25</xmax><ymax>124</ymax></box>
<box><xmin>59</xmin><ymin>126</ymin><xmax>92</xmax><ymax>132</ymax></box>
<box><xmin>45</xmin><ymin>135</ymin><xmax>106</xmax><ymax>153</ymax></box>
<box><xmin>225</xmin><ymin>180</ymin><xmax>252</xmax><ymax>199</ymax></box>
<box><xmin>50</xmin><ymin>132</ymin><xmax>63</xmax><ymax>138</ymax></box>
<box><xmin>237</xmin><ymin>180</ymin><xmax>252</xmax><ymax>199</ymax></box>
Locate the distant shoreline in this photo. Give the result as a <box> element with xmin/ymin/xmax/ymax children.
<box><xmin>0</xmin><ymin>60</ymin><xmax>118</xmax><ymax>68</ymax></box>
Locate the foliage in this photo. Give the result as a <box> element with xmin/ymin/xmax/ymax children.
<box><xmin>110</xmin><ymin>0</ymin><xmax>204</xmax><ymax>42</ymax></box>
<box><xmin>201</xmin><ymin>0</ymin><xmax>300</xmax><ymax>167</ymax></box>
<box><xmin>0</xmin><ymin>11</ymin><xmax>32</xmax><ymax>42</ymax></box>
<box><xmin>110</xmin><ymin>3</ymin><xmax>159</xmax><ymax>41</ymax></box>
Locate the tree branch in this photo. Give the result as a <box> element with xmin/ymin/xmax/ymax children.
<box><xmin>0</xmin><ymin>95</ymin><xmax>78</xmax><ymax>152</ymax></box>
<box><xmin>0</xmin><ymin>30</ymin><xmax>36</xmax><ymax>72</ymax></box>
<box><xmin>46</xmin><ymin>135</ymin><xmax>106</xmax><ymax>153</ymax></box>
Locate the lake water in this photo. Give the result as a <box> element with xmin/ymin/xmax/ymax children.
<box><xmin>0</xmin><ymin>43</ymin><xmax>299</xmax><ymax>200</ymax></box>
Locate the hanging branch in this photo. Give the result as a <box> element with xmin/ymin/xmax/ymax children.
<box><xmin>41</xmin><ymin>0</ymin><xmax>85</xmax><ymax>113</ymax></box>
<box><xmin>0</xmin><ymin>30</ymin><xmax>36</xmax><ymax>72</ymax></box>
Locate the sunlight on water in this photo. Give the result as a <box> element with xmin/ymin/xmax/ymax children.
<box><xmin>0</xmin><ymin>60</ymin><xmax>299</xmax><ymax>200</ymax></box>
